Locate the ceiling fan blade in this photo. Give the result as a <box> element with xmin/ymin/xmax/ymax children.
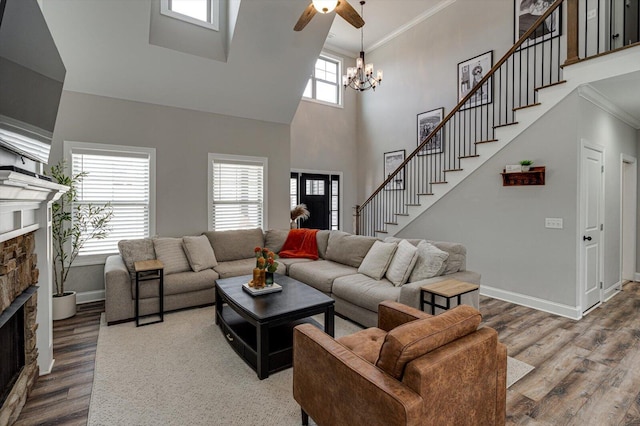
<box><xmin>335</xmin><ymin>0</ymin><xmax>365</xmax><ymax>29</ymax></box>
<box><xmin>294</xmin><ymin>3</ymin><xmax>317</xmax><ymax>31</ymax></box>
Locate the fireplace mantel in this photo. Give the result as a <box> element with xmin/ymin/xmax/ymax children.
<box><xmin>0</xmin><ymin>169</ymin><xmax>68</xmax><ymax>377</ymax></box>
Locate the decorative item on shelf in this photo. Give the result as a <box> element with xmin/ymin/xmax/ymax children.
<box><xmin>519</xmin><ymin>160</ymin><xmax>534</xmax><ymax>171</ymax></box>
<box><xmin>501</xmin><ymin>166</ymin><xmax>546</xmax><ymax>186</ymax></box>
<box><xmin>249</xmin><ymin>247</ymin><xmax>279</xmax><ymax>288</ymax></box>
<box><xmin>342</xmin><ymin>1</ymin><xmax>383</xmax><ymax>92</ymax></box>
<box><xmin>290</xmin><ymin>203</ymin><xmax>310</xmax><ymax>229</ymax></box>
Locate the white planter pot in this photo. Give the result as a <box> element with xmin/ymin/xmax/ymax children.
<box><xmin>521</xmin><ymin>165</ymin><xmax>531</xmax><ymax>172</ymax></box>
<box><xmin>52</xmin><ymin>291</ymin><xmax>77</xmax><ymax>320</ymax></box>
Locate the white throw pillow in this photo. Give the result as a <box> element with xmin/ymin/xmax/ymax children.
<box><xmin>183</xmin><ymin>235</ymin><xmax>218</xmax><ymax>272</ymax></box>
<box><xmin>153</xmin><ymin>237</ymin><xmax>191</xmax><ymax>275</ymax></box>
<box><xmin>357</xmin><ymin>241</ymin><xmax>398</xmax><ymax>280</ymax></box>
<box><xmin>385</xmin><ymin>240</ymin><xmax>419</xmax><ymax>287</ymax></box>
<box><xmin>409</xmin><ymin>241</ymin><xmax>449</xmax><ymax>282</ymax></box>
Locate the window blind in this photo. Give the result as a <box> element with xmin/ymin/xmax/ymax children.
<box><xmin>211</xmin><ymin>159</ymin><xmax>264</xmax><ymax>231</ymax></box>
<box><xmin>71</xmin><ymin>150</ymin><xmax>151</xmax><ymax>256</ymax></box>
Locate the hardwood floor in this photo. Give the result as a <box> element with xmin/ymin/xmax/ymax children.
<box><xmin>13</xmin><ymin>282</ymin><xmax>640</xmax><ymax>425</ymax></box>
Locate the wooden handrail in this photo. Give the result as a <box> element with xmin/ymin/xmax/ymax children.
<box><xmin>357</xmin><ymin>0</ymin><xmax>565</xmax><ymax>212</ymax></box>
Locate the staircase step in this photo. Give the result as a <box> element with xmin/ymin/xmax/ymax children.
<box><xmin>418</xmin><ymin>192</ymin><xmax>434</xmax><ymax>195</ymax></box>
<box><xmin>513</xmin><ymin>102</ymin><xmax>541</xmax><ymax>111</ymax></box>
<box><xmin>384</xmin><ymin>222</ymin><xmax>398</xmax><ymax>226</ymax></box>
<box><xmin>494</xmin><ymin>122</ymin><xmax>519</xmax><ymax>129</ymax></box>
<box><xmin>375</xmin><ymin>230</ymin><xmax>388</xmax><ymax>234</ymax></box>
<box><xmin>535</xmin><ymin>80</ymin><xmax>567</xmax><ymax>91</ymax></box>
<box><xmin>458</xmin><ymin>155</ymin><xmax>480</xmax><ymax>159</ymax></box>
<box><xmin>405</xmin><ymin>203</ymin><xmax>421</xmax><ymax>207</ymax></box>
<box><xmin>395</xmin><ymin>213</ymin><xmax>409</xmax><ymax>216</ymax></box>
<box><xmin>475</xmin><ymin>139</ymin><xmax>498</xmax><ymax>145</ymax></box>
<box><xmin>443</xmin><ymin>168</ymin><xmax>463</xmax><ymax>173</ymax></box>
<box><xmin>431</xmin><ymin>181</ymin><xmax>448</xmax><ymax>184</ymax></box>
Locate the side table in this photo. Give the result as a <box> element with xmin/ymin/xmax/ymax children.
<box><xmin>420</xmin><ymin>279</ymin><xmax>479</xmax><ymax>315</ymax></box>
<box><xmin>134</xmin><ymin>259</ymin><xmax>164</xmax><ymax>327</ymax></box>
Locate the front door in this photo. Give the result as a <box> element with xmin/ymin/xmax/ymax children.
<box><xmin>580</xmin><ymin>142</ymin><xmax>604</xmax><ymax>313</ymax></box>
<box><xmin>299</xmin><ymin>173</ymin><xmax>329</xmax><ymax>230</ymax></box>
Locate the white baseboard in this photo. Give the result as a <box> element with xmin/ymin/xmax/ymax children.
<box><xmin>480</xmin><ymin>285</ymin><xmax>582</xmax><ymax>320</ymax></box>
<box><xmin>603</xmin><ymin>282</ymin><xmax>622</xmax><ymax>302</ymax></box>
<box><xmin>39</xmin><ymin>358</ymin><xmax>55</xmax><ymax>376</ymax></box>
<box><xmin>634</xmin><ymin>272</ymin><xmax>640</xmax><ymax>282</ymax></box>
<box><xmin>76</xmin><ymin>290</ymin><xmax>105</xmax><ymax>304</ymax></box>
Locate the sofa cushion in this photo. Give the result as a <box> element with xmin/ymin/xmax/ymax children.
<box><xmin>182</xmin><ymin>235</ymin><xmax>218</xmax><ymax>272</ymax></box>
<box><xmin>316</xmin><ymin>230</ymin><xmax>331</xmax><ymax>259</ymax></box>
<box><xmin>357</xmin><ymin>241</ymin><xmax>397</xmax><ymax>280</ymax></box>
<box><xmin>203</xmin><ymin>228</ymin><xmax>264</xmax><ymax>262</ymax></box>
<box><xmin>332</xmin><ymin>273</ymin><xmax>400</xmax><ymax>312</ymax></box>
<box><xmin>385</xmin><ymin>240</ymin><xmax>418</xmax><ymax>287</ymax></box>
<box><xmin>336</xmin><ymin>327</ymin><xmax>387</xmax><ymax>364</ymax></box>
<box><xmin>118</xmin><ymin>238</ymin><xmax>156</xmax><ymax>279</ymax></box>
<box><xmin>277</xmin><ymin>257</ymin><xmax>312</xmax><ymax>274</ymax></box>
<box><xmin>153</xmin><ymin>237</ymin><xmax>191</xmax><ymax>275</ymax></box>
<box><xmin>135</xmin><ymin>269</ymin><xmax>218</xmax><ymax>299</ymax></box>
<box><xmin>288</xmin><ymin>260</ymin><xmax>357</xmax><ymax>294</ymax></box>
<box><xmin>265</xmin><ymin>229</ymin><xmax>289</xmax><ymax>253</ymax></box>
<box><xmin>376</xmin><ymin>305</ymin><xmax>482</xmax><ymax>380</ymax></box>
<box><xmin>429</xmin><ymin>241</ymin><xmax>466</xmax><ymax>274</ymax></box>
<box><xmin>409</xmin><ymin>241</ymin><xmax>449</xmax><ymax>282</ymax></box>
<box><xmin>214</xmin><ymin>258</ymin><xmax>255</xmax><ymax>279</ymax></box>
<box><xmin>325</xmin><ymin>231</ymin><xmax>377</xmax><ymax>268</ymax></box>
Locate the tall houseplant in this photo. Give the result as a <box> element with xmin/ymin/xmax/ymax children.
<box><xmin>49</xmin><ymin>161</ymin><xmax>113</xmax><ymax>320</ymax></box>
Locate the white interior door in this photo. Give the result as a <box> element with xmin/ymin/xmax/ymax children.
<box><xmin>580</xmin><ymin>143</ymin><xmax>604</xmax><ymax>313</ymax></box>
<box><xmin>621</xmin><ymin>156</ymin><xmax>637</xmax><ymax>281</ymax></box>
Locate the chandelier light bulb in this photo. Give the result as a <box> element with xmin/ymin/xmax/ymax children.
<box><xmin>312</xmin><ymin>0</ymin><xmax>338</xmax><ymax>13</ymax></box>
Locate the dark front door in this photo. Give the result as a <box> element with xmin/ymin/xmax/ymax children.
<box><xmin>299</xmin><ymin>173</ymin><xmax>329</xmax><ymax>230</ymax></box>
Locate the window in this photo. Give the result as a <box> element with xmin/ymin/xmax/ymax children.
<box><xmin>302</xmin><ymin>54</ymin><xmax>342</xmax><ymax>106</ymax></box>
<box><xmin>209</xmin><ymin>154</ymin><xmax>267</xmax><ymax>231</ymax></box>
<box><xmin>65</xmin><ymin>141</ymin><xmax>156</xmax><ymax>264</ymax></box>
<box><xmin>161</xmin><ymin>0</ymin><xmax>219</xmax><ymax>31</ymax></box>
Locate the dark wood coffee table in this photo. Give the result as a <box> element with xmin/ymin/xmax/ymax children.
<box><xmin>215</xmin><ymin>273</ymin><xmax>334</xmax><ymax>380</ymax></box>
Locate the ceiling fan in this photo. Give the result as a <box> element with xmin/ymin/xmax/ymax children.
<box><xmin>294</xmin><ymin>0</ymin><xmax>365</xmax><ymax>31</ymax></box>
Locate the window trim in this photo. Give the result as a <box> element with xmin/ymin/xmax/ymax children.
<box><xmin>160</xmin><ymin>0</ymin><xmax>220</xmax><ymax>31</ymax></box>
<box><xmin>208</xmin><ymin>153</ymin><xmax>269</xmax><ymax>231</ymax></box>
<box><xmin>302</xmin><ymin>52</ymin><xmax>344</xmax><ymax>109</ymax></box>
<box><xmin>63</xmin><ymin>141</ymin><xmax>157</xmax><ymax>267</ymax></box>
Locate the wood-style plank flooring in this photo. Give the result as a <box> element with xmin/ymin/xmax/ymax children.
<box><xmin>14</xmin><ymin>282</ymin><xmax>640</xmax><ymax>425</ymax></box>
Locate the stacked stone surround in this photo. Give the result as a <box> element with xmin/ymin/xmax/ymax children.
<box><xmin>0</xmin><ymin>232</ymin><xmax>39</xmax><ymax>426</ymax></box>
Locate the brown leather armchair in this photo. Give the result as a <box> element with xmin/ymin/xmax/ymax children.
<box><xmin>293</xmin><ymin>301</ymin><xmax>506</xmax><ymax>426</ymax></box>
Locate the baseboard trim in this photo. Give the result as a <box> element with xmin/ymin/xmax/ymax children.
<box><xmin>480</xmin><ymin>285</ymin><xmax>582</xmax><ymax>320</ymax></box>
<box><xmin>39</xmin><ymin>358</ymin><xmax>55</xmax><ymax>376</ymax></box>
<box><xmin>603</xmin><ymin>282</ymin><xmax>622</xmax><ymax>302</ymax></box>
<box><xmin>76</xmin><ymin>290</ymin><xmax>105</xmax><ymax>304</ymax></box>
<box><xmin>634</xmin><ymin>272</ymin><xmax>640</xmax><ymax>282</ymax></box>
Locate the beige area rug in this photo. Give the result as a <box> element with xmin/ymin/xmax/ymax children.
<box><xmin>89</xmin><ymin>306</ymin><xmax>533</xmax><ymax>426</ymax></box>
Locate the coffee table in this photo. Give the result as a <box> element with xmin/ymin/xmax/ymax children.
<box><xmin>215</xmin><ymin>273</ymin><xmax>334</xmax><ymax>380</ymax></box>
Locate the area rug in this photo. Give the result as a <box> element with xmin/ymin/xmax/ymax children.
<box><xmin>88</xmin><ymin>306</ymin><xmax>533</xmax><ymax>425</ymax></box>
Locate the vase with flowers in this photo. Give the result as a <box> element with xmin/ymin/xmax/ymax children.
<box><xmin>251</xmin><ymin>247</ymin><xmax>279</xmax><ymax>288</ymax></box>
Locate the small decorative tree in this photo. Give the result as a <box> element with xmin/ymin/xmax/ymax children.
<box><xmin>49</xmin><ymin>161</ymin><xmax>114</xmax><ymax>297</ymax></box>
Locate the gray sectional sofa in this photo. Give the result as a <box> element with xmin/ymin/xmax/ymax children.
<box><xmin>104</xmin><ymin>228</ymin><xmax>480</xmax><ymax>327</ymax></box>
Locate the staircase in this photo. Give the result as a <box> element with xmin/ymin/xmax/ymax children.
<box><xmin>355</xmin><ymin>0</ymin><xmax>640</xmax><ymax>237</ymax></box>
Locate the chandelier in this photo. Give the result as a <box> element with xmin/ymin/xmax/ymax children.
<box><xmin>342</xmin><ymin>1</ymin><xmax>382</xmax><ymax>92</ymax></box>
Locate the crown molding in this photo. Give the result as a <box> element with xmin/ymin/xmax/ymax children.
<box><xmin>578</xmin><ymin>84</ymin><xmax>640</xmax><ymax>129</ymax></box>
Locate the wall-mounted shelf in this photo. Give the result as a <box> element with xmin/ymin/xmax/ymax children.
<box><xmin>501</xmin><ymin>166</ymin><xmax>545</xmax><ymax>186</ymax></box>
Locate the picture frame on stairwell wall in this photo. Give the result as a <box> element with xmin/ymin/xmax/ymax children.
<box><xmin>514</xmin><ymin>0</ymin><xmax>562</xmax><ymax>47</ymax></box>
<box><xmin>383</xmin><ymin>149</ymin><xmax>405</xmax><ymax>191</ymax></box>
<box><xmin>417</xmin><ymin>107</ymin><xmax>445</xmax><ymax>156</ymax></box>
<box><xmin>457</xmin><ymin>51</ymin><xmax>493</xmax><ymax>109</ymax></box>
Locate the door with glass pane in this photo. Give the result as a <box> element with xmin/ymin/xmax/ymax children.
<box><xmin>299</xmin><ymin>173</ymin><xmax>329</xmax><ymax>230</ymax></box>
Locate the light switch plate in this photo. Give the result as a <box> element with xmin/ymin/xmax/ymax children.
<box><xmin>545</xmin><ymin>218</ymin><xmax>563</xmax><ymax>229</ymax></box>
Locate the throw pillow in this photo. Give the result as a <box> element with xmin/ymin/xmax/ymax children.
<box><xmin>357</xmin><ymin>241</ymin><xmax>398</xmax><ymax>280</ymax></box>
<box><xmin>385</xmin><ymin>240</ymin><xmax>419</xmax><ymax>287</ymax></box>
<box><xmin>409</xmin><ymin>241</ymin><xmax>449</xmax><ymax>282</ymax></box>
<box><xmin>153</xmin><ymin>237</ymin><xmax>191</xmax><ymax>275</ymax></box>
<box><xmin>118</xmin><ymin>238</ymin><xmax>156</xmax><ymax>279</ymax></box>
<box><xmin>182</xmin><ymin>235</ymin><xmax>218</xmax><ymax>272</ymax></box>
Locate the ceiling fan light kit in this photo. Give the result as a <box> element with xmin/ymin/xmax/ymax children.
<box><xmin>342</xmin><ymin>1</ymin><xmax>382</xmax><ymax>92</ymax></box>
<box><xmin>294</xmin><ymin>0</ymin><xmax>364</xmax><ymax>31</ymax></box>
<box><xmin>312</xmin><ymin>0</ymin><xmax>338</xmax><ymax>13</ymax></box>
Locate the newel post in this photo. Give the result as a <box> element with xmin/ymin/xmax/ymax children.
<box><xmin>564</xmin><ymin>0</ymin><xmax>580</xmax><ymax>65</ymax></box>
<box><xmin>353</xmin><ymin>205</ymin><xmax>361</xmax><ymax>235</ymax></box>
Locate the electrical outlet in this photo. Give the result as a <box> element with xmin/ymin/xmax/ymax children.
<box><xmin>587</xmin><ymin>9</ymin><xmax>597</xmax><ymax>19</ymax></box>
<box><xmin>545</xmin><ymin>218</ymin><xmax>563</xmax><ymax>229</ymax></box>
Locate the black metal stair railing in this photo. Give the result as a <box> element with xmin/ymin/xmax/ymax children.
<box><xmin>355</xmin><ymin>0</ymin><xmax>566</xmax><ymax>236</ymax></box>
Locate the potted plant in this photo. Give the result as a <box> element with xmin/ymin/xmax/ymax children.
<box><xmin>48</xmin><ymin>161</ymin><xmax>113</xmax><ymax>320</ymax></box>
<box><xmin>519</xmin><ymin>160</ymin><xmax>534</xmax><ymax>172</ymax></box>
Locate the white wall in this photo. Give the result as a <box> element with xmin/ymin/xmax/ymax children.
<box><xmin>290</xmin><ymin>49</ymin><xmax>358</xmax><ymax>233</ymax></box>
<box><xmin>50</xmin><ymin>90</ymin><xmax>291</xmax><ymax>296</ymax></box>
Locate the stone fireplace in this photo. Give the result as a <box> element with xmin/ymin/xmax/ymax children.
<box><xmin>0</xmin><ymin>169</ymin><xmax>67</xmax><ymax>424</ymax></box>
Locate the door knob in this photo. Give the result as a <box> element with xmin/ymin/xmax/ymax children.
<box><xmin>583</xmin><ymin>235</ymin><xmax>592</xmax><ymax>241</ymax></box>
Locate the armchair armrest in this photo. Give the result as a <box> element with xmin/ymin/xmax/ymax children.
<box><xmin>293</xmin><ymin>324</ymin><xmax>423</xmax><ymax>426</ymax></box>
<box><xmin>377</xmin><ymin>301</ymin><xmax>432</xmax><ymax>332</ymax></box>
<box><xmin>104</xmin><ymin>255</ymin><xmax>134</xmax><ymax>324</ymax></box>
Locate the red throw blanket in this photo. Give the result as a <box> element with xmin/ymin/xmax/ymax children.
<box><xmin>279</xmin><ymin>229</ymin><xmax>319</xmax><ymax>260</ymax></box>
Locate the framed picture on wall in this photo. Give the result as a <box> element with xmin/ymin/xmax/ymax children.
<box><xmin>383</xmin><ymin>149</ymin><xmax>405</xmax><ymax>191</ymax></box>
<box><xmin>457</xmin><ymin>51</ymin><xmax>493</xmax><ymax>109</ymax></box>
<box><xmin>417</xmin><ymin>107</ymin><xmax>444</xmax><ymax>155</ymax></box>
<box><xmin>514</xmin><ymin>0</ymin><xmax>561</xmax><ymax>46</ymax></box>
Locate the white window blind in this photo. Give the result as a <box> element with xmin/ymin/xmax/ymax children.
<box><xmin>71</xmin><ymin>149</ymin><xmax>151</xmax><ymax>256</ymax></box>
<box><xmin>211</xmin><ymin>158</ymin><xmax>264</xmax><ymax>231</ymax></box>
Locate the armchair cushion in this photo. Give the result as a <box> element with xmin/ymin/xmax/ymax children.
<box><xmin>336</xmin><ymin>327</ymin><xmax>387</xmax><ymax>364</ymax></box>
<box><xmin>376</xmin><ymin>305</ymin><xmax>482</xmax><ymax>379</ymax></box>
